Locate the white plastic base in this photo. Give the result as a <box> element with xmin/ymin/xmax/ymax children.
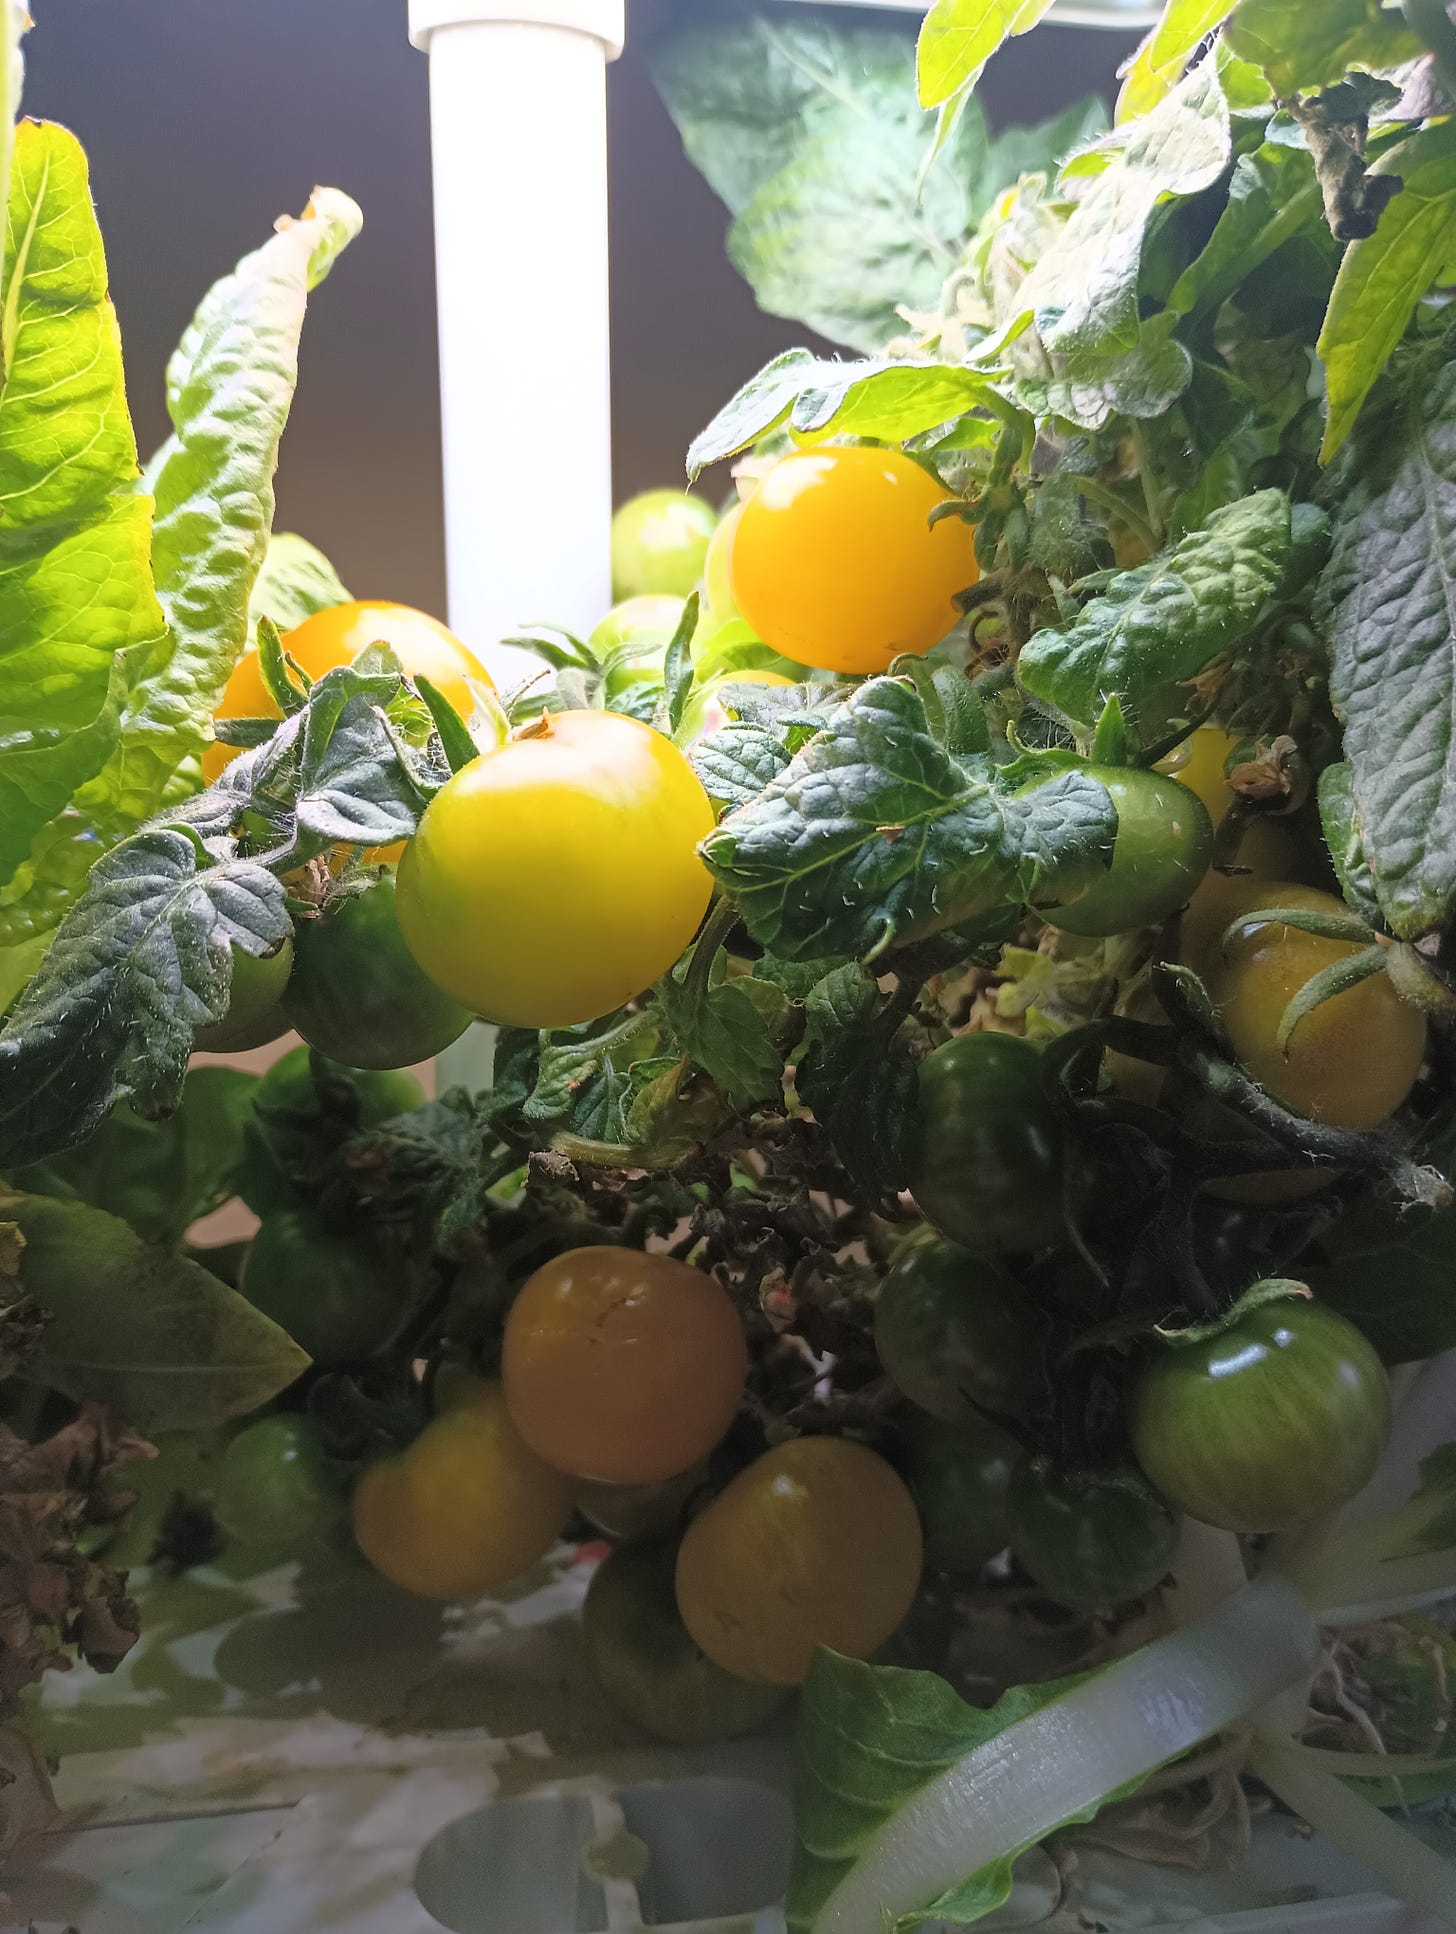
<box><xmin>7</xmin><ymin>1554</ymin><xmax>1454</xmax><ymax>1934</ymax></box>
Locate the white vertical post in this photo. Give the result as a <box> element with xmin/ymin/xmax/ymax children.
<box><xmin>409</xmin><ymin>1</ymin><xmax>624</xmax><ymax>687</ymax></box>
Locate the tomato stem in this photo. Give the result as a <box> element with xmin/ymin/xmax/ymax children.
<box><xmin>681</xmin><ymin>895</ymin><xmax>740</xmax><ymax>1007</ymax></box>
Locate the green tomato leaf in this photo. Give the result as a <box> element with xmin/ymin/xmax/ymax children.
<box><xmin>658</xmin><ymin>966</ymin><xmax>787</xmax><ymax>1112</ymax></box>
<box><xmin>1317</xmin><ymin>344</ymin><xmax>1456</xmax><ymax>938</ymax></box>
<box><xmin>0</xmin><ymin>121</ymin><xmax>167</xmax><ymax>889</ymax></box>
<box><xmin>1</xmin><ymin>1189</ymin><xmax>308</xmax><ymax>1429</ymax></box>
<box><xmin>664</xmin><ymin>593</ymin><xmax>699</xmax><ymax>737</ymax></box>
<box><xmin>0</xmin><ymin>831</ymin><xmax>291</xmax><ymax>1169</ymax></box>
<box><xmin>916</xmin><ymin>0</ymin><xmax>1056</xmax><ymax>109</ymax></box>
<box><xmin>524</xmin><ymin>1011</ymin><xmax>677</xmax><ymax>1145</ymax></box>
<box><xmin>795</xmin><ymin>964</ymin><xmax>916</xmax><ymax>1198</ymax></box>
<box><xmin>11</xmin><ymin>1066</ymin><xmax>258</xmax><ymax>1246</ymax></box>
<box><xmin>1169</xmin><ymin>124</ymin><xmax>1321</xmax><ymax>320</ymax></box>
<box><xmin>1316</xmin><ymin>760</ymin><xmax>1383</xmax><ymax>929</ymax></box>
<box><xmin>1117</xmin><ymin>0</ymin><xmax>1234</xmax><ymax>122</ymax></box>
<box><xmin>1014</xmin><ymin>61</ymin><xmax>1231</xmax><ymax>361</ymax></box>
<box><xmin>1011</xmin><ymin>309</ymin><xmax>1193</xmax><ymax>432</ymax></box>
<box><xmin>700</xmin><ymin>678</ymin><xmax>1017</xmax><ymax>959</ymax></box>
<box><xmin>689</xmin><ymin>353</ymin><xmax>997</xmax><ymax>475</ymax></box>
<box><xmin>1223</xmin><ymin>0</ymin><xmax>1421</xmax><ymax>97</ymax></box>
<box><xmin>699</xmin><ymin>679</ymin><xmax>1114</xmax><ymax>961</ymax></box>
<box><xmin>1017</xmin><ymin>489</ymin><xmax>1295</xmax><ymax>731</ymax></box>
<box><xmin>248</xmin><ymin>530</ymin><xmax>351</xmax><ymax>640</ymax></box>
<box><xmin>650</xmin><ymin>15</ymin><xmax>916</xmax><ymax>220</ymax></box>
<box><xmin>1319</xmin><ymin>122</ymin><xmax>1456</xmax><ymax>462</ymax></box>
<box><xmin>691</xmin><ymin>718</ymin><xmax>800</xmax><ymax>815</ymax></box>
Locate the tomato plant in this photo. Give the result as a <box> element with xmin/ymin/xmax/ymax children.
<box><xmin>1190</xmin><ymin>882</ymin><xmax>1427</xmax><ymax>1130</ymax></box>
<box><xmin>285</xmin><ymin>873</ymin><xmax>471</xmax><ymax>1070</ymax></box>
<box><xmin>611</xmin><ymin>489</ymin><xmax>718</xmax><ymax>600</ymax></box>
<box><xmin>1007</xmin><ymin>1460</ymin><xmax>1181</xmax><ymax>1608</ymax></box>
<box><xmin>396</xmin><ymin>710</ymin><xmax>716</xmax><ymax>1029</ymax></box>
<box><xmin>1131</xmin><ymin>1296</ymin><xmax>1391</xmax><ymax>1533</ymax></box>
<box><xmin>675</xmin><ymin>1436</ymin><xmax>923</xmax><ymax>1686</ymax></box>
<box><xmin>729</xmin><ymin>447</ymin><xmax>978</xmax><ymax>673</ymax></box>
<box><xmin>908</xmin><ymin>1034</ymin><xmax>1064</xmax><ymax>1254</ymax></box>
<box><xmin>896</xmin><ymin>1412</ymin><xmax>1016</xmax><ymax>1575</ymax></box>
<box><xmin>502</xmin><ymin>1246</ymin><xmax>747</xmax><ymax>1485</ymax></box>
<box><xmin>352</xmin><ymin>1382</ymin><xmax>575</xmax><ymax>1601</ymax></box>
<box><xmin>874</xmin><ymin>1236</ymin><xmax>1044</xmax><ymax>1425</ymax></box>
<box><xmin>204</xmin><ymin>599</ymin><xmax>491</xmax><ymax>784</ymax></box>
<box><xmin>582</xmin><ymin>1539</ymin><xmax>790</xmax><ymax>1744</ymax></box>
<box><xmin>240</xmin><ymin>1209</ymin><xmax>404</xmax><ymax>1368</ymax></box>
<box><xmin>213</xmin><ymin>1415</ymin><xmax>345</xmax><ymax>1555</ymax></box>
<box><xmin>1040</xmin><ymin>768</ymin><xmax>1212</xmax><ymax>937</ymax></box>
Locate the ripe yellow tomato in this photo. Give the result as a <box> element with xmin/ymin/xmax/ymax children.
<box><xmin>1190</xmin><ymin>881</ymin><xmax>1426</xmax><ymax>1130</ymax></box>
<box><xmin>351</xmin><ymin>1382</ymin><xmax>574</xmax><ymax>1601</ymax></box>
<box><xmin>675</xmin><ymin>1437</ymin><xmax>923</xmax><ymax>1686</ymax></box>
<box><xmin>396</xmin><ymin>710</ymin><xmax>716</xmax><ymax>1028</ymax></box>
<box><xmin>729</xmin><ymin>448</ymin><xmax>977</xmax><ymax>675</ymax></box>
<box><xmin>204</xmin><ymin>600</ymin><xmax>493</xmax><ymax>786</ymax></box>
<box><xmin>503</xmin><ymin>1246</ymin><xmax>747</xmax><ymax>1485</ymax></box>
<box><xmin>1160</xmin><ymin>726</ymin><xmax>1243</xmax><ymax>827</ymax></box>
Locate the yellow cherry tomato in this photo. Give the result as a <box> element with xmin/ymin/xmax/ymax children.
<box><xmin>204</xmin><ymin>600</ymin><xmax>493</xmax><ymax>788</ymax></box>
<box><xmin>503</xmin><ymin>1246</ymin><xmax>747</xmax><ymax>1485</ymax></box>
<box><xmin>1159</xmin><ymin>726</ymin><xmax>1243</xmax><ymax>827</ymax></box>
<box><xmin>675</xmin><ymin>1437</ymin><xmax>923</xmax><ymax>1686</ymax></box>
<box><xmin>702</xmin><ymin>500</ymin><xmax>744</xmax><ymax>627</ymax></box>
<box><xmin>729</xmin><ymin>447</ymin><xmax>978</xmax><ymax>674</ymax></box>
<box><xmin>1189</xmin><ymin>881</ymin><xmax>1426</xmax><ymax>1130</ymax></box>
<box><xmin>351</xmin><ymin>1382</ymin><xmax>574</xmax><ymax>1601</ymax></box>
<box><xmin>396</xmin><ymin>710</ymin><xmax>715</xmax><ymax>1028</ymax></box>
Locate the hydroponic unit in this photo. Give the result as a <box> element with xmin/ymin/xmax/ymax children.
<box><xmin>3</xmin><ymin>0</ymin><xmax>1456</xmax><ymax>1931</ymax></box>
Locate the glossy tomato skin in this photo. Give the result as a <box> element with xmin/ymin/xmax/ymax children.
<box><xmin>874</xmin><ymin>1237</ymin><xmax>1044</xmax><ymax>1425</ymax></box>
<box><xmin>352</xmin><ymin>1381</ymin><xmax>575</xmax><ymax>1600</ymax></box>
<box><xmin>730</xmin><ymin>448</ymin><xmax>978</xmax><ymax>675</ymax></box>
<box><xmin>284</xmin><ymin>874</ymin><xmax>471</xmax><ymax>1070</ymax></box>
<box><xmin>675</xmin><ymin>1436</ymin><xmax>923</xmax><ymax>1686</ymax></box>
<box><xmin>204</xmin><ymin>600</ymin><xmax>492</xmax><ymax>784</ymax></box>
<box><xmin>1131</xmin><ymin>1297</ymin><xmax>1391</xmax><ymax>1533</ymax></box>
<box><xmin>396</xmin><ymin>710</ymin><xmax>715</xmax><ymax>1030</ymax></box>
<box><xmin>582</xmin><ymin>1539</ymin><xmax>790</xmax><ymax>1745</ymax></box>
<box><xmin>1008</xmin><ymin>1460</ymin><xmax>1181</xmax><ymax>1607</ymax></box>
<box><xmin>503</xmin><ymin>1246</ymin><xmax>747</xmax><ymax>1486</ymax></box>
<box><xmin>908</xmin><ymin>1033</ymin><xmax>1064</xmax><ymax>1254</ymax></box>
<box><xmin>702</xmin><ymin>499</ymin><xmax>744</xmax><ymax>627</ymax></box>
<box><xmin>1188</xmin><ymin>881</ymin><xmax>1426</xmax><ymax>1131</ymax></box>
<box><xmin>898</xmin><ymin>1412</ymin><xmax>1016</xmax><ymax>1574</ymax></box>
<box><xmin>675</xmin><ymin>669</ymin><xmax>795</xmax><ymax>748</ymax></box>
<box><xmin>193</xmin><ymin>937</ymin><xmax>294</xmax><ymax>1053</ymax></box>
<box><xmin>611</xmin><ymin>490</ymin><xmax>718</xmax><ymax>601</ymax></box>
<box><xmin>214</xmin><ymin>1415</ymin><xmax>345</xmax><ymax>1555</ymax></box>
<box><xmin>1041</xmin><ymin>768</ymin><xmax>1212</xmax><ymax>937</ymax></box>
<box><xmin>241</xmin><ymin>1209</ymin><xmax>404</xmax><ymax>1368</ymax></box>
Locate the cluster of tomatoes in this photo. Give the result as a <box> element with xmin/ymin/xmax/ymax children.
<box><xmin>186</xmin><ymin>441</ymin><xmax>1429</xmax><ymax>1741</ymax></box>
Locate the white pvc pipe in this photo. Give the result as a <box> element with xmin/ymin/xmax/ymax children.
<box><xmin>409</xmin><ymin>1</ymin><xmax>624</xmax><ymax>689</ymax></box>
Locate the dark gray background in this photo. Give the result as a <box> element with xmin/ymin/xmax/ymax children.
<box><xmin>23</xmin><ymin>0</ymin><xmax>1135</xmax><ymax>614</ymax></box>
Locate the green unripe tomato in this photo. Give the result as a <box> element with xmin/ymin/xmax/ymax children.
<box><xmin>213</xmin><ymin>1415</ymin><xmax>346</xmax><ymax>1556</ymax></box>
<box><xmin>875</xmin><ymin>1237</ymin><xmax>1044</xmax><ymax>1425</ymax></box>
<box><xmin>1008</xmin><ymin>1459</ymin><xmax>1181</xmax><ymax>1607</ymax></box>
<box><xmin>898</xmin><ymin>1412</ymin><xmax>1016</xmax><ymax>1574</ymax></box>
<box><xmin>590</xmin><ymin>595</ymin><xmax>686</xmax><ymax>660</ymax></box>
<box><xmin>1131</xmin><ymin>1296</ymin><xmax>1391</xmax><ymax>1533</ymax></box>
<box><xmin>193</xmin><ymin>937</ymin><xmax>294</xmax><ymax>1053</ymax></box>
<box><xmin>241</xmin><ymin>1209</ymin><xmax>405</xmax><ymax>1368</ymax></box>
<box><xmin>284</xmin><ymin>874</ymin><xmax>471</xmax><ymax>1070</ymax></box>
<box><xmin>582</xmin><ymin>1539</ymin><xmax>790</xmax><ymax>1745</ymax></box>
<box><xmin>237</xmin><ymin>1046</ymin><xmax>425</xmax><ymax>1219</ymax></box>
<box><xmin>1040</xmin><ymin>767</ymin><xmax>1212</xmax><ymax>937</ymax></box>
<box><xmin>908</xmin><ymin>1034</ymin><xmax>1064</xmax><ymax>1254</ymax></box>
<box><xmin>610</xmin><ymin>490</ymin><xmax>717</xmax><ymax>601</ymax></box>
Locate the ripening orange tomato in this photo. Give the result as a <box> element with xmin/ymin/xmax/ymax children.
<box><xmin>204</xmin><ymin>600</ymin><xmax>493</xmax><ymax>787</ymax></box>
<box><xmin>729</xmin><ymin>447</ymin><xmax>977</xmax><ymax>675</ymax></box>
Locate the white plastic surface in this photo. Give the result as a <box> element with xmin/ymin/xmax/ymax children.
<box><xmin>415</xmin><ymin>15</ymin><xmax>615</xmax><ymax>688</ymax></box>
